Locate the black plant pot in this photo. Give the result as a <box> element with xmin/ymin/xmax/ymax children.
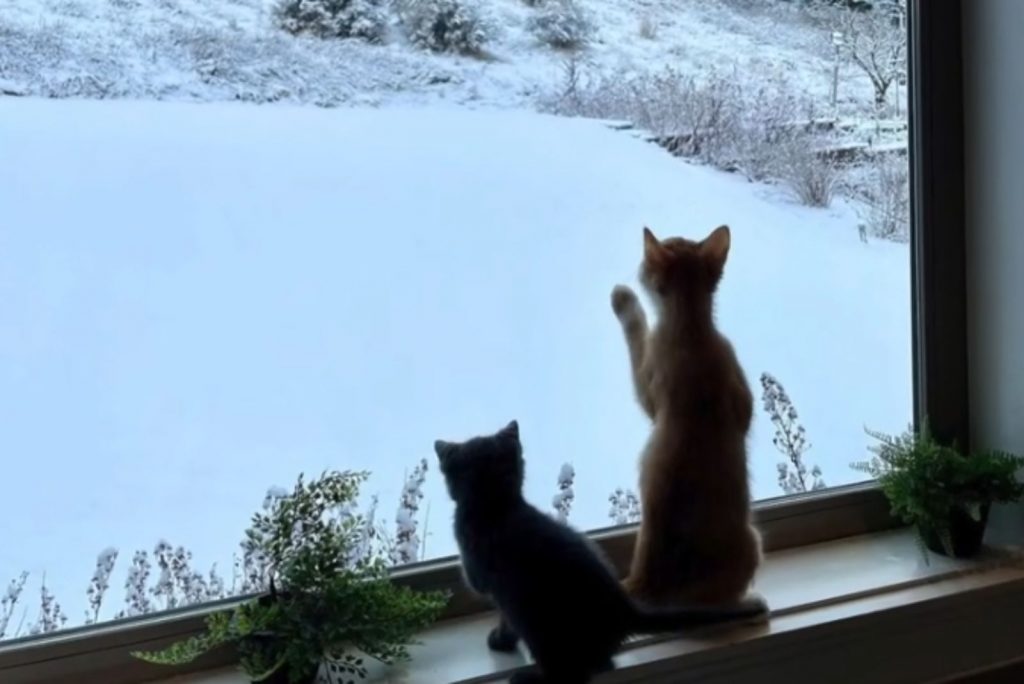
<box><xmin>919</xmin><ymin>504</ymin><xmax>991</xmax><ymax>559</ymax></box>
<box><xmin>245</xmin><ymin>628</ymin><xmax>316</xmax><ymax>684</ymax></box>
<box><xmin>256</xmin><ymin>669</ymin><xmax>290</xmax><ymax>684</ymax></box>
<box><xmin>251</xmin><ymin>665</ymin><xmax>317</xmax><ymax>684</ymax></box>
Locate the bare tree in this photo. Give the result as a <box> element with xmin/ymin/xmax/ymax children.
<box><xmin>819</xmin><ymin>2</ymin><xmax>907</xmax><ymax>114</ymax></box>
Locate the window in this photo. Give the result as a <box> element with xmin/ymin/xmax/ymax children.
<box><xmin>0</xmin><ymin>0</ymin><xmax>964</xmax><ymax>657</ymax></box>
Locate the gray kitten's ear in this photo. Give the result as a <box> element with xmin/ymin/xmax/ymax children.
<box><xmin>500</xmin><ymin>420</ymin><xmax>519</xmax><ymax>440</ymax></box>
<box><xmin>434</xmin><ymin>440</ymin><xmax>454</xmax><ymax>460</ymax></box>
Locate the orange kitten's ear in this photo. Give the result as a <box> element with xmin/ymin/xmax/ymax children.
<box><xmin>643</xmin><ymin>226</ymin><xmax>659</xmax><ymax>250</ymax></box>
<box><xmin>643</xmin><ymin>227</ymin><xmax>667</xmax><ymax>266</ymax></box>
<box><xmin>701</xmin><ymin>225</ymin><xmax>731</xmax><ymax>266</ymax></box>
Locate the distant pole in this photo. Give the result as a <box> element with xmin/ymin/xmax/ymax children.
<box><xmin>831</xmin><ymin>31</ymin><xmax>845</xmax><ymax>118</ymax></box>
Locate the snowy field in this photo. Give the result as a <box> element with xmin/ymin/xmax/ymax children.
<box><xmin>0</xmin><ymin>97</ymin><xmax>910</xmax><ymax>629</ymax></box>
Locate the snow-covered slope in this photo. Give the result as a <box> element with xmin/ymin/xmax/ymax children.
<box><xmin>0</xmin><ymin>0</ymin><xmax>857</xmax><ymax>109</ymax></box>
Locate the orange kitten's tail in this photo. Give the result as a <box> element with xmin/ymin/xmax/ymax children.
<box><xmin>629</xmin><ymin>594</ymin><xmax>769</xmax><ymax>635</ymax></box>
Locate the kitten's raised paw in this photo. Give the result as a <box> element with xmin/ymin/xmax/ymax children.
<box><xmin>611</xmin><ymin>284</ymin><xmax>640</xmax><ymax>320</ymax></box>
<box><xmin>488</xmin><ymin>626</ymin><xmax>520</xmax><ymax>652</ymax></box>
<box><xmin>612</xmin><ymin>286</ymin><xmax>648</xmax><ymax>337</ymax></box>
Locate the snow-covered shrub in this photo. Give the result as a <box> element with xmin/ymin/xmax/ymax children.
<box><xmin>638</xmin><ymin>14</ymin><xmax>658</xmax><ymax>40</ymax></box>
<box><xmin>528</xmin><ymin>0</ymin><xmax>594</xmax><ymax>50</ymax></box>
<box><xmin>274</xmin><ymin>0</ymin><xmax>388</xmax><ymax>43</ymax></box>
<box><xmin>1</xmin><ymin>572</ymin><xmax>66</xmax><ymax>639</ymax></box>
<box><xmin>163</xmin><ymin>26</ymin><xmax>345</xmax><ymax>104</ymax></box>
<box><xmin>397</xmin><ymin>0</ymin><xmax>490</xmax><ymax>55</ymax></box>
<box><xmin>542</xmin><ymin>62</ymin><xmax>817</xmax><ymax>184</ymax></box>
<box><xmin>149</xmin><ymin>540</ymin><xmax>223</xmax><ymax>610</ymax></box>
<box><xmin>608</xmin><ymin>488</ymin><xmax>641</xmax><ymax>525</ymax></box>
<box><xmin>85</xmin><ymin>548</ymin><xmax>118</xmax><ymax>625</ymax></box>
<box><xmin>856</xmin><ymin>155</ymin><xmax>909</xmax><ymax>242</ymax></box>
<box><xmin>760</xmin><ymin>372</ymin><xmax>826</xmax><ymax>494</ymax></box>
<box><xmin>45</xmin><ymin>0</ymin><xmax>92</xmax><ymax>19</ymax></box>
<box><xmin>552</xmin><ymin>463</ymin><xmax>576</xmax><ymax>522</ymax></box>
<box><xmin>117</xmin><ymin>550</ymin><xmax>155</xmax><ymax>619</ymax></box>
<box><xmin>0</xmin><ymin>21</ymin><xmax>89</xmax><ymax>95</ymax></box>
<box><xmin>653</xmin><ymin>70</ymin><xmax>745</xmax><ymax>164</ymax></box>
<box><xmin>544</xmin><ymin>62</ymin><xmax>831</xmax><ymax>187</ymax></box>
<box><xmin>169</xmin><ymin>26</ymin><xmax>233</xmax><ymax>85</ymax></box>
<box><xmin>544</xmin><ymin>65</ymin><xmax>750</xmax><ymax>167</ymax></box>
<box><xmin>1</xmin><ymin>573</ymin><xmax>29</xmax><ymax>639</ymax></box>
<box><xmin>345</xmin><ymin>494</ymin><xmax>380</xmax><ymax>567</ymax></box>
<box><xmin>770</xmin><ymin>132</ymin><xmax>841</xmax><ymax>208</ymax></box>
<box><xmin>731</xmin><ymin>79</ymin><xmax>808</xmax><ymax>181</ymax></box>
<box><xmin>391</xmin><ymin>458</ymin><xmax>429</xmax><ymax>565</ymax></box>
<box><xmin>29</xmin><ymin>576</ymin><xmax>67</xmax><ymax>636</ymax></box>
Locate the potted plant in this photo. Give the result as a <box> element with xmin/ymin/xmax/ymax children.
<box><xmin>132</xmin><ymin>471</ymin><xmax>449</xmax><ymax>683</ymax></box>
<box><xmin>852</xmin><ymin>424</ymin><xmax>1024</xmax><ymax>561</ymax></box>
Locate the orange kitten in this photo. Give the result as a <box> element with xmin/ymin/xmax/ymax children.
<box><xmin>611</xmin><ymin>225</ymin><xmax>762</xmax><ymax>606</ymax></box>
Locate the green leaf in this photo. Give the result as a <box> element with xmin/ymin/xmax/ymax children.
<box><xmin>132</xmin><ymin>628</ymin><xmax>226</xmax><ymax>665</ymax></box>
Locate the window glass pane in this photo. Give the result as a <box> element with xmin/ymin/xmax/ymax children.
<box><xmin>0</xmin><ymin>0</ymin><xmax>909</xmax><ymax>638</ymax></box>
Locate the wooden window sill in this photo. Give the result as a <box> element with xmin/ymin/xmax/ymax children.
<box><xmin>164</xmin><ymin>529</ymin><xmax>1024</xmax><ymax>684</ymax></box>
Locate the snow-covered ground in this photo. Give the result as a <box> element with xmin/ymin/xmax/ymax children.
<box><xmin>0</xmin><ymin>97</ymin><xmax>910</xmax><ymax>629</ymax></box>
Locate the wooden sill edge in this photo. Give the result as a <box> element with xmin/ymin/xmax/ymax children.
<box><xmin>156</xmin><ymin>530</ymin><xmax>1024</xmax><ymax>684</ymax></box>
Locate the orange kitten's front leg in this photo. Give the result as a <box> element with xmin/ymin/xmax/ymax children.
<box><xmin>611</xmin><ymin>285</ymin><xmax>656</xmax><ymax>420</ymax></box>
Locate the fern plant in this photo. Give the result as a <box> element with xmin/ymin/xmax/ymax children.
<box><xmin>132</xmin><ymin>471</ymin><xmax>448</xmax><ymax>683</ymax></box>
<box><xmin>853</xmin><ymin>424</ymin><xmax>1024</xmax><ymax>561</ymax></box>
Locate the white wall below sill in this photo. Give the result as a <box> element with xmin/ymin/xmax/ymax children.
<box><xmin>170</xmin><ymin>530</ymin><xmax>1024</xmax><ymax>684</ymax></box>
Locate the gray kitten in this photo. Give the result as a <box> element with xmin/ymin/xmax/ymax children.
<box><xmin>435</xmin><ymin>420</ymin><xmax>769</xmax><ymax>684</ymax></box>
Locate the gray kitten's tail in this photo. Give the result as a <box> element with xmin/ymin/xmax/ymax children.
<box><xmin>630</xmin><ymin>594</ymin><xmax>769</xmax><ymax>635</ymax></box>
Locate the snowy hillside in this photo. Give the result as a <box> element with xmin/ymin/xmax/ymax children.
<box><xmin>0</xmin><ymin>0</ymin><xmax>867</xmax><ymax>110</ymax></box>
